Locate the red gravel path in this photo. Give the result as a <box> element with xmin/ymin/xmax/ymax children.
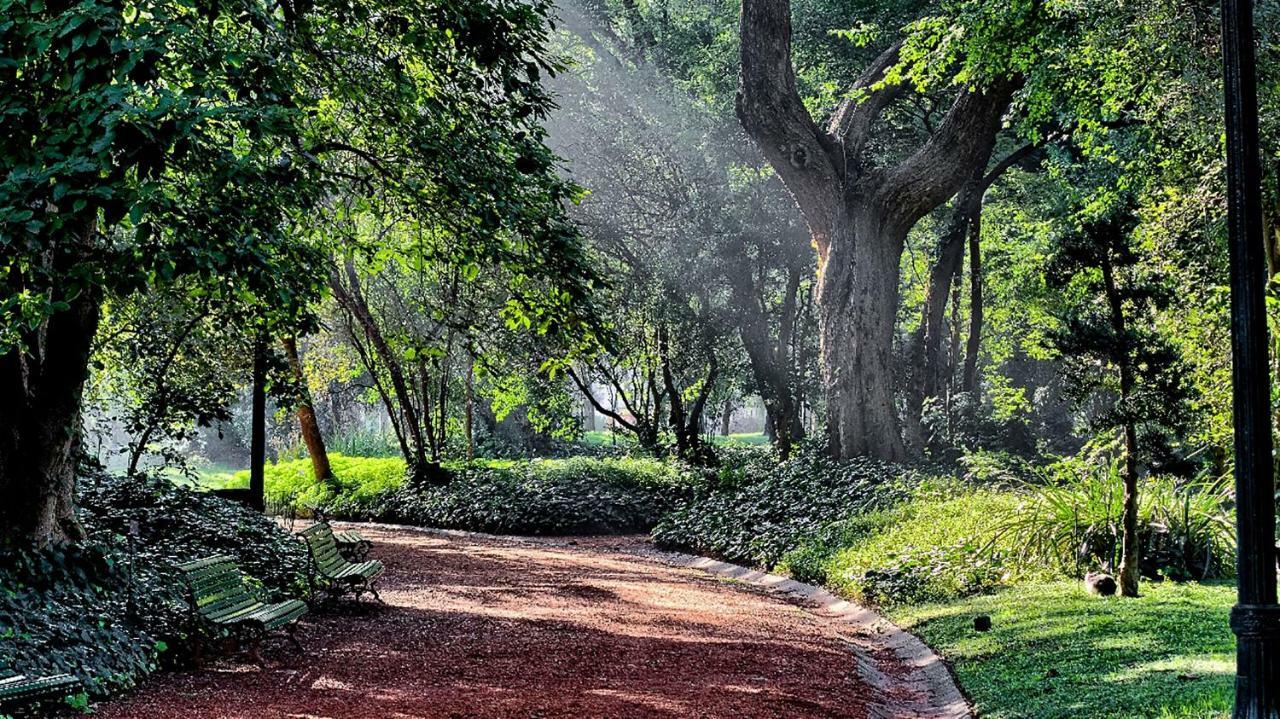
<box><xmin>96</xmin><ymin>526</ymin><xmax>878</xmax><ymax>719</ymax></box>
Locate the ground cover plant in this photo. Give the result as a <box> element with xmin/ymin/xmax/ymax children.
<box><xmin>0</xmin><ymin>471</ymin><xmax>309</xmax><ymax>710</ymax></box>
<box><xmin>231</xmin><ymin>455</ymin><xmax>696</xmax><ymax>535</ymax></box>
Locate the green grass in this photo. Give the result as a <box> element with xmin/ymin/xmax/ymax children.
<box><xmin>711</xmin><ymin>432</ymin><xmax>770</xmax><ymax>446</ymax></box>
<box><xmin>579</xmin><ymin>430</ymin><xmax>769</xmax><ymax>447</ymax></box>
<box><xmin>160</xmin><ymin>461</ymin><xmax>243</xmax><ymax>490</ymax></box>
<box><xmin>890</xmin><ymin>581</ymin><xmax>1235</xmax><ymax>719</ymax></box>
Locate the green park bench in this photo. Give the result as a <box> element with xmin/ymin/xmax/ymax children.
<box><xmin>177</xmin><ymin>555</ymin><xmax>308</xmax><ymax>663</ymax></box>
<box><xmin>297</xmin><ymin>522</ymin><xmax>384</xmax><ymax>603</ymax></box>
<box><xmin>333</xmin><ymin>529</ymin><xmax>372</xmax><ymax>561</ymax></box>
<box><xmin>0</xmin><ymin>671</ymin><xmax>80</xmax><ymax>714</ymax></box>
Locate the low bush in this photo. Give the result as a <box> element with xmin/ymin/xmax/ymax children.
<box><xmin>228</xmin><ymin>453</ymin><xmax>408</xmax><ymax>518</ymax></box>
<box><xmin>243</xmin><ymin>454</ymin><xmax>694</xmax><ymax>535</ymax></box>
<box><xmin>385</xmin><ymin>457</ymin><xmax>693</xmax><ymax>534</ymax></box>
<box><xmin>1</xmin><ymin>471</ymin><xmax>308</xmax><ymax>706</ymax></box>
<box><xmin>780</xmin><ymin>484</ymin><xmax>1039</xmax><ymax>605</ymax></box>
<box><xmin>651</xmin><ymin>451</ymin><xmax>911</xmax><ymax>567</ymax></box>
<box><xmin>993</xmin><ymin>456</ymin><xmax>1236</xmax><ymax>581</ymax></box>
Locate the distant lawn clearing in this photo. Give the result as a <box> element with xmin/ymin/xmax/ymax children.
<box><xmin>580</xmin><ymin>430</ymin><xmax>769</xmax><ymax>447</ymax></box>
<box><xmin>891</xmin><ymin>581</ymin><xmax>1234</xmax><ymax>719</ymax></box>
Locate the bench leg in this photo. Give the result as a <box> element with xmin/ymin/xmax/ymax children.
<box><xmin>247</xmin><ymin>628</ymin><xmax>266</xmax><ymax>667</ymax></box>
<box><xmin>285</xmin><ymin>623</ymin><xmax>304</xmax><ymax>653</ymax></box>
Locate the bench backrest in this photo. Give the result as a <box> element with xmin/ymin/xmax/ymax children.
<box><xmin>176</xmin><ymin>555</ymin><xmax>258</xmax><ymax>622</ymax></box>
<box><xmin>298</xmin><ymin>522</ymin><xmax>347</xmax><ymax>576</ymax></box>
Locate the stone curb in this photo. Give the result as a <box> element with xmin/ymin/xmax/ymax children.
<box><xmin>334</xmin><ymin>522</ymin><xmax>972</xmax><ymax>719</ymax></box>
<box><xmin>647</xmin><ymin>551</ymin><xmax>972</xmax><ymax>719</ymax></box>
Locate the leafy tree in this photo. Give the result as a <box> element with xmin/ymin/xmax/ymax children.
<box><xmin>550</xmin><ymin>1</ymin><xmax>817</xmax><ymax>459</ymax></box>
<box><xmin>1045</xmin><ymin>200</ymin><xmax>1194</xmax><ymax>597</ymax></box>
<box><xmin>1</xmin><ymin>0</ymin><xmax>596</xmax><ymax>545</ymax></box>
<box><xmin>0</xmin><ymin>0</ymin><xmax>326</xmax><ymax>546</ymax></box>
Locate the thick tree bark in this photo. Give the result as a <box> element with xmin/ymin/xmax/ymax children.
<box><xmin>281</xmin><ymin>336</ymin><xmax>333</xmax><ymax>485</ymax></box>
<box><xmin>1102</xmin><ymin>253</ymin><xmax>1141</xmax><ymax>598</ymax></box>
<box><xmin>720</xmin><ymin>397</ymin><xmax>733</xmax><ymax>436</ymax></box>
<box><xmin>0</xmin><ymin>281</ymin><xmax>100</xmax><ymax>548</ymax></box>
<box><xmin>737</xmin><ymin>0</ymin><xmax>1015</xmax><ymax>460</ymax></box>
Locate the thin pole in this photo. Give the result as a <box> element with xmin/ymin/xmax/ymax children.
<box><xmin>1222</xmin><ymin>0</ymin><xmax>1280</xmax><ymax>716</ymax></box>
<box><xmin>249</xmin><ymin>333</ymin><xmax>268</xmax><ymax>513</ymax></box>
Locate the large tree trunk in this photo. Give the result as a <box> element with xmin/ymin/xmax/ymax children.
<box><xmin>281</xmin><ymin>336</ymin><xmax>333</xmax><ymax>485</ymax></box>
<box><xmin>0</xmin><ymin>283</ymin><xmax>100</xmax><ymax>548</ymax></box>
<box><xmin>818</xmin><ymin>214</ymin><xmax>909</xmax><ymax>460</ymax></box>
<box><xmin>736</xmin><ymin>0</ymin><xmax>1015</xmax><ymax>460</ymax></box>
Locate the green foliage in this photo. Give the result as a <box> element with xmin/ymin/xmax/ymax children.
<box><xmin>238</xmin><ymin>454</ymin><xmax>691</xmax><ymax>535</ymax></box>
<box><xmin>651</xmin><ymin>451</ymin><xmax>910</xmax><ymax>567</ymax></box>
<box><xmin>0</xmin><ymin>543</ymin><xmax>157</xmax><ymax>699</ymax></box>
<box><xmin>892</xmin><ymin>581</ymin><xmax>1235</xmax><ymax>719</ymax></box>
<box><xmin>387</xmin><ymin>457</ymin><xmax>692</xmax><ymax>535</ymax></box>
<box><xmin>229</xmin><ymin>454</ymin><xmax>408</xmax><ymax>518</ymax></box>
<box><xmin>780</xmin><ymin>484</ymin><xmax>1040</xmax><ymax>606</ymax></box>
<box><xmin>1</xmin><ymin>472</ymin><xmax>306</xmax><ymax>701</ymax></box>
<box><xmin>993</xmin><ymin>454</ymin><xmax>1236</xmax><ymax>581</ymax></box>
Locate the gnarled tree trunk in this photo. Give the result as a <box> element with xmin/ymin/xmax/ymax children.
<box><xmin>736</xmin><ymin>0</ymin><xmax>1015</xmax><ymax>460</ymax></box>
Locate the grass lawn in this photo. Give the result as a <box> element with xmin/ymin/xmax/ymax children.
<box><xmin>580</xmin><ymin>430</ymin><xmax>769</xmax><ymax>446</ymax></box>
<box><xmin>711</xmin><ymin>432</ymin><xmax>770</xmax><ymax>446</ymax></box>
<box><xmin>890</xmin><ymin>581</ymin><xmax>1235</xmax><ymax>719</ymax></box>
<box><xmin>162</xmin><ymin>461</ymin><xmax>243</xmax><ymax>490</ymax></box>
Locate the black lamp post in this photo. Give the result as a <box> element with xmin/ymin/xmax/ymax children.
<box><xmin>1222</xmin><ymin>0</ymin><xmax>1280</xmax><ymax>716</ymax></box>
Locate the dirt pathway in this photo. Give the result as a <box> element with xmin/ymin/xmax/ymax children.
<box><xmin>96</xmin><ymin>525</ymin><xmax>949</xmax><ymax>719</ymax></box>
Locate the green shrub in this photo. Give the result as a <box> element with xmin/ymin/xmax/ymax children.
<box><xmin>993</xmin><ymin>456</ymin><xmax>1235</xmax><ymax>580</ymax></box>
<box><xmin>228</xmin><ymin>453</ymin><xmax>408</xmax><ymax>517</ymax></box>
<box><xmin>651</xmin><ymin>451</ymin><xmax>910</xmax><ymax>567</ymax></box>
<box><xmin>385</xmin><ymin>457</ymin><xmax>690</xmax><ymax>534</ymax></box>
<box><xmin>245</xmin><ymin>454</ymin><xmax>692</xmax><ymax>535</ymax></box>
<box><xmin>1</xmin><ymin>471</ymin><xmax>309</xmax><ymax>703</ymax></box>
<box><xmin>790</xmin><ymin>486</ymin><xmax>1037</xmax><ymax>605</ymax></box>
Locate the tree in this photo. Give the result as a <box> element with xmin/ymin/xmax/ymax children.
<box><xmin>1</xmin><ymin>0</ymin><xmax>595</xmax><ymax>546</ymax></box>
<box><xmin>1046</xmin><ymin>202</ymin><xmax>1193</xmax><ymax>597</ymax></box>
<box><xmin>550</xmin><ymin>1</ymin><xmax>816</xmax><ymax>459</ymax></box>
<box><xmin>736</xmin><ymin>0</ymin><xmax>1019</xmax><ymax>460</ymax></box>
<box><xmin>282</xmin><ymin>336</ymin><xmax>333</xmax><ymax>485</ymax></box>
<box><xmin>0</xmin><ymin>0</ymin><xmax>326</xmax><ymax>546</ymax></box>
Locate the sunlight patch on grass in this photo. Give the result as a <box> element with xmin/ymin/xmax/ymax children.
<box><xmin>890</xmin><ymin>580</ymin><xmax>1235</xmax><ymax>719</ymax></box>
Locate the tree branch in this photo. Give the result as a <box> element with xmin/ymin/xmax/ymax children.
<box><xmin>825</xmin><ymin>41</ymin><xmax>907</xmax><ymax>167</ymax></box>
<box><xmin>879</xmin><ymin>77</ymin><xmax>1020</xmax><ymax>226</ymax></box>
<box><xmin>736</xmin><ymin>0</ymin><xmax>840</xmax><ymax>244</ymax></box>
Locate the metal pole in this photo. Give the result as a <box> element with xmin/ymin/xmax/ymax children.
<box><xmin>249</xmin><ymin>333</ymin><xmax>268</xmax><ymax>513</ymax></box>
<box><xmin>1222</xmin><ymin>0</ymin><xmax>1280</xmax><ymax>716</ymax></box>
